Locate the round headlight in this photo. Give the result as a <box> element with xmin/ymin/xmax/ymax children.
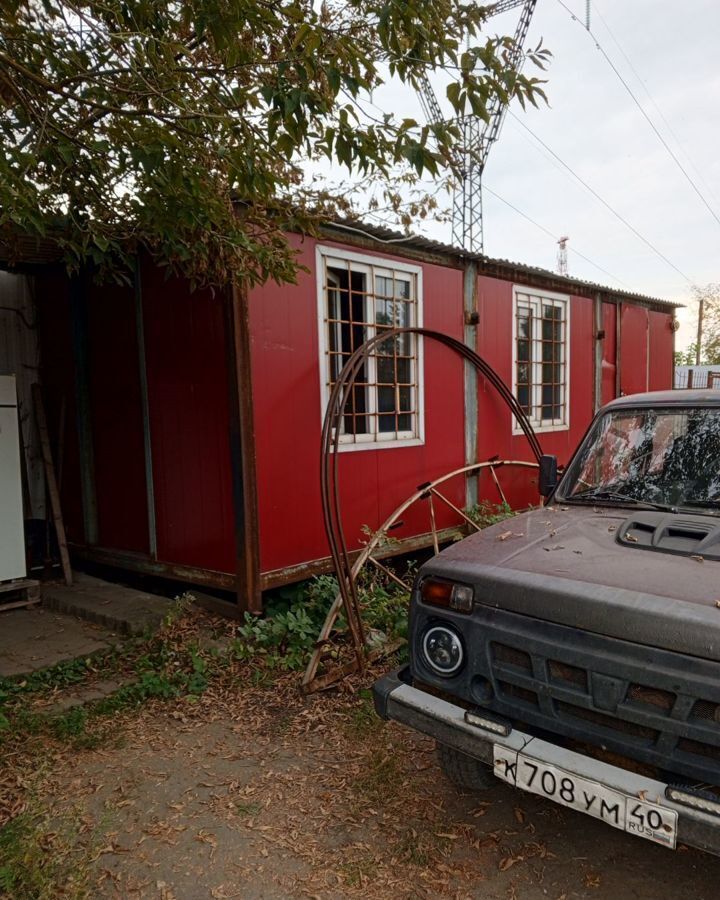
<box><xmin>422</xmin><ymin>624</ymin><xmax>464</xmax><ymax>677</ymax></box>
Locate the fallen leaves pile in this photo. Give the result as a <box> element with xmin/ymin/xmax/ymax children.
<box><xmin>1</xmin><ymin>603</ymin><xmax>703</xmax><ymax>899</ymax></box>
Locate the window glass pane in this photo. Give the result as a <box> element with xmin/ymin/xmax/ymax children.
<box><xmin>517</xmin><ymin>385</ymin><xmax>530</xmax><ymax>412</ymax></box>
<box><xmin>375</xmin><ymin>274</ymin><xmax>393</xmax><ymax>298</ymax></box>
<box><xmin>378</xmin><ymin>415</ymin><xmax>395</xmax><ymax>432</ymax></box>
<box><xmin>396</xmin><ymin>358</ymin><xmax>411</xmax><ymax>384</ymax></box>
<box><xmin>377</xmin><ymin>356</ymin><xmax>395</xmax><ymax>385</ymax></box>
<box><xmin>377</xmin><ymin>385</ymin><xmax>395</xmax><ymax>413</ymax></box>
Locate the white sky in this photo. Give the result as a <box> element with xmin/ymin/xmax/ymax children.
<box><xmin>359</xmin><ymin>0</ymin><xmax>720</xmax><ymax>351</ymax></box>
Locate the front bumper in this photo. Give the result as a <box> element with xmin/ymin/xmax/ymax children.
<box><xmin>374</xmin><ymin>667</ymin><xmax>720</xmax><ymax>856</ymax></box>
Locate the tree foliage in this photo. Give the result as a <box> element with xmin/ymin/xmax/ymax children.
<box><xmin>691</xmin><ymin>283</ymin><xmax>720</xmax><ymax>365</ymax></box>
<box><xmin>0</xmin><ymin>0</ymin><xmax>549</xmax><ymax>286</ymax></box>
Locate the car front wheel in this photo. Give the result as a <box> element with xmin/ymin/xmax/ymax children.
<box><xmin>437</xmin><ymin>743</ymin><xmax>496</xmax><ymax>792</ymax></box>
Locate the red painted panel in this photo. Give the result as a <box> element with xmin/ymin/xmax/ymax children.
<box><xmin>34</xmin><ymin>270</ymin><xmax>85</xmax><ymax>542</ymax></box>
<box><xmin>475</xmin><ymin>277</ymin><xmax>595</xmax><ymax>506</ymax></box>
<box><xmin>84</xmin><ymin>278</ymin><xmax>149</xmax><ymax>552</ymax></box>
<box><xmin>601</xmin><ymin>303</ymin><xmax>617</xmax><ymax>407</ymax></box>
<box><xmin>620</xmin><ymin>304</ymin><xmax>649</xmax><ymax>396</ymax></box>
<box><xmin>648</xmin><ymin>311</ymin><xmax>674</xmax><ymax>391</ymax></box>
<box><xmin>248</xmin><ymin>235</ymin><xmax>466</xmax><ymax>574</ymax></box>
<box><xmin>141</xmin><ymin>261</ymin><xmax>235</xmax><ymax>572</ymax></box>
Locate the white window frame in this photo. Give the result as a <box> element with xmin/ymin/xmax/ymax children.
<box><xmin>316</xmin><ymin>245</ymin><xmax>425</xmax><ymax>451</ymax></box>
<box><xmin>511</xmin><ymin>286</ymin><xmax>571</xmax><ymax>434</ymax></box>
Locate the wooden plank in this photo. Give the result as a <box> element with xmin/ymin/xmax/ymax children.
<box><xmin>0</xmin><ymin>578</ymin><xmax>39</xmax><ymax>595</ymax></box>
<box><xmin>0</xmin><ymin>596</ymin><xmax>41</xmax><ymax>612</ymax></box>
<box><xmin>32</xmin><ymin>383</ymin><xmax>72</xmax><ymax>586</ymax></box>
<box><xmin>0</xmin><ymin>578</ymin><xmax>41</xmax><ymax>612</ymax></box>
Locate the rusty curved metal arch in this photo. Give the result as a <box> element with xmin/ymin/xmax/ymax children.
<box><xmin>320</xmin><ymin>327</ymin><xmax>544</xmax><ymax>677</ymax></box>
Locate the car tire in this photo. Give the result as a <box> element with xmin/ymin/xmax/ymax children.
<box><xmin>437</xmin><ymin>743</ymin><xmax>496</xmax><ymax>792</ymax></box>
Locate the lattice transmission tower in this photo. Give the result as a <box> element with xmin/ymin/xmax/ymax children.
<box><xmin>416</xmin><ymin>0</ymin><xmax>538</xmax><ymax>254</ymax></box>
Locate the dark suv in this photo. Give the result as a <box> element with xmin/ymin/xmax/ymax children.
<box><xmin>374</xmin><ymin>390</ymin><xmax>720</xmax><ymax>855</ymax></box>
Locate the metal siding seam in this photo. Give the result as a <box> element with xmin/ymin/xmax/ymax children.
<box><xmin>134</xmin><ymin>258</ymin><xmax>157</xmax><ymax>558</ymax></box>
<box><xmin>463</xmin><ymin>262</ymin><xmax>479</xmax><ymax>509</ymax></box>
<box><xmin>70</xmin><ymin>273</ymin><xmax>98</xmax><ymax>544</ymax></box>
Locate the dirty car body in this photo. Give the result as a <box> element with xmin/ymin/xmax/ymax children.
<box><xmin>374</xmin><ymin>391</ymin><xmax>720</xmax><ymax>855</ymax></box>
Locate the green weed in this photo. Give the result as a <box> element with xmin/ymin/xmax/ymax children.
<box><xmin>352</xmin><ymin>747</ymin><xmax>405</xmax><ymax>805</ymax></box>
<box><xmin>464</xmin><ymin>499</ymin><xmax>515</xmax><ymax>529</ymax></box>
<box><xmin>231</xmin><ymin>566</ymin><xmax>413</xmax><ymax>672</ymax></box>
<box><xmin>344</xmin><ymin>689</ymin><xmax>381</xmax><ymax>738</ymax></box>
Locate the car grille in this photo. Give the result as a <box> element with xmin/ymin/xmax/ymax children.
<box><xmin>487</xmin><ymin>634</ymin><xmax>720</xmax><ymax>781</ymax></box>
<box><xmin>415</xmin><ymin>605</ymin><xmax>720</xmax><ymax>784</ymax></box>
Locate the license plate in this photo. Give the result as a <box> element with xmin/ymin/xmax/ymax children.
<box><xmin>493</xmin><ymin>746</ymin><xmax>677</xmax><ymax>849</ymax></box>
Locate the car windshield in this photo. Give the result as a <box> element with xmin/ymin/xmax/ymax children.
<box><xmin>558</xmin><ymin>406</ymin><xmax>720</xmax><ymax>511</ymax></box>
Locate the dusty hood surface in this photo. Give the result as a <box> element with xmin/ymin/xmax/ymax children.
<box><xmin>426</xmin><ymin>505</ymin><xmax>720</xmax><ymax>661</ymax></box>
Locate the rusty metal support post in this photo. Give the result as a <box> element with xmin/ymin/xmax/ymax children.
<box><xmin>226</xmin><ymin>281</ymin><xmax>262</xmax><ymax>614</ymax></box>
<box><xmin>463</xmin><ymin>261</ymin><xmax>479</xmax><ymax>509</ymax></box>
<box><xmin>593</xmin><ymin>292</ymin><xmax>603</xmax><ymax>413</ymax></box>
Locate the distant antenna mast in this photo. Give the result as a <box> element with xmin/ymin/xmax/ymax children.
<box><xmin>557</xmin><ymin>236</ymin><xmax>569</xmax><ymax>275</ymax></box>
<box><xmin>585</xmin><ymin>0</ymin><xmax>591</xmax><ymax>29</ymax></box>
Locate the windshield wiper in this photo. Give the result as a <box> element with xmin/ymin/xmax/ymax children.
<box><xmin>566</xmin><ymin>489</ymin><xmax>672</xmax><ymax>511</ymax></box>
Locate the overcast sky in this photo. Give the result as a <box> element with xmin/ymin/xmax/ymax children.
<box><xmin>360</xmin><ymin>0</ymin><xmax>720</xmax><ymax>351</ymax></box>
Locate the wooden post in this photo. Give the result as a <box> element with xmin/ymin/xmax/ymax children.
<box><xmin>225</xmin><ymin>281</ymin><xmax>261</xmax><ymax>614</ymax></box>
<box><xmin>32</xmin><ymin>383</ymin><xmax>72</xmax><ymax>586</ymax></box>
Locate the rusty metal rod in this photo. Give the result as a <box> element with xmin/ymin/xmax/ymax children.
<box><xmin>429</xmin><ymin>487</ymin><xmax>483</xmax><ymax>532</ymax></box>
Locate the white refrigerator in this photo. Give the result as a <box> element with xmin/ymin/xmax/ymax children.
<box><xmin>0</xmin><ymin>375</ymin><xmax>26</xmax><ymax>582</ymax></box>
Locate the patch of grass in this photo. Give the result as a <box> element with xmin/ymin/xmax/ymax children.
<box><xmin>343</xmin><ymin>689</ymin><xmax>381</xmax><ymax>738</ymax></box>
<box><xmin>338</xmin><ymin>852</ymin><xmax>378</xmax><ymax>888</ymax></box>
<box><xmin>0</xmin><ymin>809</ymin><xmax>94</xmax><ymax>900</ymax></box>
<box><xmin>352</xmin><ymin>747</ymin><xmax>406</xmax><ymax>806</ymax></box>
<box><xmin>232</xmin><ymin>802</ymin><xmax>262</xmax><ymax>817</ymax></box>
<box><xmin>0</xmin><ymin>601</ymin><xmax>227</xmax><ymax>752</ymax></box>
<box><xmin>394</xmin><ymin>826</ymin><xmax>451</xmax><ymax>868</ymax></box>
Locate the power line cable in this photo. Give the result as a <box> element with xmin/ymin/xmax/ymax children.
<box><xmin>507</xmin><ymin>110</ymin><xmax>693</xmax><ymax>283</ymax></box>
<box><xmin>556</xmin><ymin>0</ymin><xmax>720</xmax><ymax>233</ymax></box>
<box><xmin>591</xmin><ymin>3</ymin><xmax>720</xmax><ymax>212</ymax></box>
<box><xmin>483</xmin><ymin>183</ymin><xmax>631</xmax><ymax>287</ymax></box>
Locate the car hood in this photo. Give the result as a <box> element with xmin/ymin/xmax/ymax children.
<box><xmin>425</xmin><ymin>505</ymin><xmax>720</xmax><ymax>661</ymax></box>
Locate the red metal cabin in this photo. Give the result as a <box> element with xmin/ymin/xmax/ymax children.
<box><xmin>0</xmin><ymin>223</ymin><xmax>678</xmax><ymax>613</ymax></box>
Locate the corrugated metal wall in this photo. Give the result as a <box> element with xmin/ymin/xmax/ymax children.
<box><xmin>0</xmin><ymin>271</ymin><xmax>44</xmax><ymax>519</ymax></box>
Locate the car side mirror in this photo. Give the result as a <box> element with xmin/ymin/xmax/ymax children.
<box><xmin>538</xmin><ymin>454</ymin><xmax>558</xmax><ymax>497</ymax></box>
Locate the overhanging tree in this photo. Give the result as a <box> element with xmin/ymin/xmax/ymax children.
<box><xmin>0</xmin><ymin>0</ymin><xmax>548</xmax><ymax>287</ymax></box>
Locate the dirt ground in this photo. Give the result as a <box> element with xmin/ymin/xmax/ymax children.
<box><xmin>15</xmin><ymin>670</ymin><xmax>719</xmax><ymax>900</ymax></box>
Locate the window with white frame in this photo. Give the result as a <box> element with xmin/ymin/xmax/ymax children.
<box><xmin>513</xmin><ymin>288</ymin><xmax>569</xmax><ymax>430</ymax></box>
<box><xmin>318</xmin><ymin>247</ymin><xmax>423</xmax><ymax>447</ymax></box>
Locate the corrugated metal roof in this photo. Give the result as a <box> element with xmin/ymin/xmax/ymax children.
<box><xmin>0</xmin><ymin>231</ymin><xmax>64</xmax><ymax>268</ymax></box>
<box><xmin>0</xmin><ymin>218</ymin><xmax>681</xmax><ymax>311</ymax></box>
<box><xmin>322</xmin><ymin>218</ymin><xmax>682</xmax><ymax>311</ymax></box>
